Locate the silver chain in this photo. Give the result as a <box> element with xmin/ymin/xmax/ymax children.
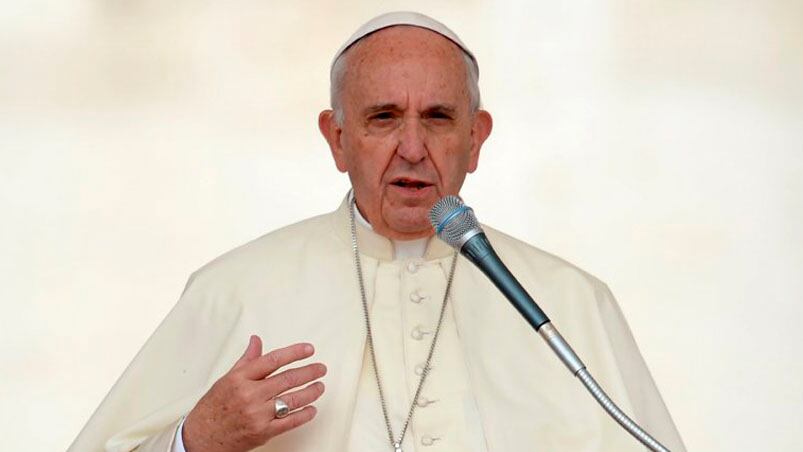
<box><xmin>349</xmin><ymin>196</ymin><xmax>458</xmax><ymax>452</ymax></box>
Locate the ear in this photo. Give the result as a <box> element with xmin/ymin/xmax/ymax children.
<box><xmin>467</xmin><ymin>110</ymin><xmax>493</xmax><ymax>173</ymax></box>
<box><xmin>318</xmin><ymin>110</ymin><xmax>348</xmax><ymax>173</ymax></box>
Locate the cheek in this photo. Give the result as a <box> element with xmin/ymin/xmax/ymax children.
<box><xmin>345</xmin><ymin>135</ymin><xmax>397</xmax><ymax>186</ymax></box>
<box><xmin>432</xmin><ymin>137</ymin><xmax>472</xmax><ymax>184</ymax></box>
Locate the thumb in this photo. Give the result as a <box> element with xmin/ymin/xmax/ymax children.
<box><xmin>235</xmin><ymin>335</ymin><xmax>262</xmax><ymax>367</ymax></box>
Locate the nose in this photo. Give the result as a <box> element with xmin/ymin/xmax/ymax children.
<box><xmin>396</xmin><ymin>118</ymin><xmax>428</xmax><ymax>164</ymax></box>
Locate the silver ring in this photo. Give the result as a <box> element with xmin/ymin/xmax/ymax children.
<box><xmin>274</xmin><ymin>397</ymin><xmax>290</xmax><ymax>419</ymax></box>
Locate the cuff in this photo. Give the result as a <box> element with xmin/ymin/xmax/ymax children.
<box><xmin>171</xmin><ymin>416</ymin><xmax>187</xmax><ymax>452</ymax></box>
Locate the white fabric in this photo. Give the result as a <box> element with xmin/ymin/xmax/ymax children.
<box><xmin>69</xmin><ymin>194</ymin><xmax>686</xmax><ymax>451</ymax></box>
<box><xmin>346</xmin><ymin>201</ymin><xmax>484</xmax><ymax>451</ymax></box>
<box><xmin>170</xmin><ymin>205</ymin><xmax>434</xmax><ymax>452</ymax></box>
<box><xmin>170</xmin><ymin>418</ymin><xmax>185</xmax><ymax>452</ymax></box>
<box><xmin>345</xmin><ymin>253</ymin><xmax>487</xmax><ymax>451</ymax></box>
<box><xmin>391</xmin><ymin>237</ymin><xmax>429</xmax><ymax>261</ymax></box>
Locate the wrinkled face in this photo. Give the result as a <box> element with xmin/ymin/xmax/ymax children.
<box><xmin>320</xmin><ymin>26</ymin><xmax>492</xmax><ymax>240</ymax></box>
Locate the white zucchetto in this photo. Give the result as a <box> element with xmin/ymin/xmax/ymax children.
<box><xmin>331</xmin><ymin>11</ymin><xmax>479</xmax><ymax>77</ymax></box>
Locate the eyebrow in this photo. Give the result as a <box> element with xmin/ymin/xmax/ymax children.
<box><xmin>362</xmin><ymin>103</ymin><xmax>458</xmax><ymax>116</ymax></box>
<box><xmin>363</xmin><ymin>103</ymin><xmax>399</xmax><ymax>116</ymax></box>
<box><xmin>423</xmin><ymin>104</ymin><xmax>457</xmax><ymax>115</ymax></box>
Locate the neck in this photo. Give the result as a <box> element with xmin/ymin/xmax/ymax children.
<box><xmin>353</xmin><ymin>201</ymin><xmax>430</xmax><ymax>260</ymax></box>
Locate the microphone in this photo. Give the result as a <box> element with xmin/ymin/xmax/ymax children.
<box><xmin>429</xmin><ymin>195</ymin><xmax>671</xmax><ymax>452</ymax></box>
<box><xmin>429</xmin><ymin>195</ymin><xmax>550</xmax><ymax>331</ymax></box>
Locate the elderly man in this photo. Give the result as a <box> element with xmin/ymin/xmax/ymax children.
<box><xmin>70</xmin><ymin>11</ymin><xmax>685</xmax><ymax>452</ymax></box>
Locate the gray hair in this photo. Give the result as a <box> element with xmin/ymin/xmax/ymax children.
<box><xmin>330</xmin><ymin>44</ymin><xmax>481</xmax><ymax>126</ymax></box>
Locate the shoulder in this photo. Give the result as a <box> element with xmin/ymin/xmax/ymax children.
<box><xmin>481</xmin><ymin>224</ymin><xmax>609</xmax><ymax>295</ymax></box>
<box><xmin>478</xmin><ymin>225</ymin><xmax>619</xmax><ymax>324</ymax></box>
<box><xmin>183</xmin><ymin>209</ymin><xmax>345</xmax><ymax>293</ymax></box>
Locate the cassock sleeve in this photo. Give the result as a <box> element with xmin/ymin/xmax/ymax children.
<box><xmin>594</xmin><ymin>281</ymin><xmax>687</xmax><ymax>452</ymax></box>
<box><xmin>68</xmin><ymin>270</ymin><xmax>243</xmax><ymax>452</ymax></box>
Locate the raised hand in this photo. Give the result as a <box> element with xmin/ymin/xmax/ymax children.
<box><xmin>182</xmin><ymin>335</ymin><xmax>327</xmax><ymax>452</ymax></box>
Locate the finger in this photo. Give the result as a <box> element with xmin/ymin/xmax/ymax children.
<box><xmin>233</xmin><ymin>335</ymin><xmax>263</xmax><ymax>370</ymax></box>
<box><xmin>269</xmin><ymin>405</ymin><xmax>317</xmax><ymax>437</ymax></box>
<box><xmin>242</xmin><ymin>343</ymin><xmax>315</xmax><ymax>380</ymax></box>
<box><xmin>272</xmin><ymin>381</ymin><xmax>325</xmax><ymax>415</ymax></box>
<box><xmin>263</xmin><ymin>363</ymin><xmax>327</xmax><ymax>397</ymax></box>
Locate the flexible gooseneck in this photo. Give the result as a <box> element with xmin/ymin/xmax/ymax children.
<box><xmin>429</xmin><ymin>196</ymin><xmax>671</xmax><ymax>452</ymax></box>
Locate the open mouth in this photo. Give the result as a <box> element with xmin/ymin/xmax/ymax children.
<box><xmin>390</xmin><ymin>178</ymin><xmax>432</xmax><ymax>190</ymax></box>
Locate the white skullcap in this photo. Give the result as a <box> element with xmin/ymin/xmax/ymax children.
<box><xmin>331</xmin><ymin>11</ymin><xmax>479</xmax><ymax>77</ymax></box>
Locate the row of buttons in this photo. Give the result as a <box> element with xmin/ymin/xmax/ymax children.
<box><xmin>407</xmin><ymin>260</ymin><xmax>442</xmax><ymax>447</ymax></box>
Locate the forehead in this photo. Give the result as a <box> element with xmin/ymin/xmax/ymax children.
<box><xmin>341</xmin><ymin>26</ymin><xmax>469</xmax><ymax>107</ymax></box>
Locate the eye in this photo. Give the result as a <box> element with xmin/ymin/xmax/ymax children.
<box><xmin>366</xmin><ymin>112</ymin><xmax>400</xmax><ymax>129</ymax></box>
<box><xmin>370</xmin><ymin>112</ymin><xmax>395</xmax><ymax>121</ymax></box>
<box><xmin>421</xmin><ymin>108</ymin><xmax>454</xmax><ymax>123</ymax></box>
<box><xmin>423</xmin><ymin>110</ymin><xmax>454</xmax><ymax>124</ymax></box>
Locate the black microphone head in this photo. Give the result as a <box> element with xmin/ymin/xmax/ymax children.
<box><xmin>429</xmin><ymin>195</ymin><xmax>484</xmax><ymax>249</ymax></box>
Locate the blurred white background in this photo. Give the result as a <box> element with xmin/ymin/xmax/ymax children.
<box><xmin>1</xmin><ymin>1</ymin><xmax>801</xmax><ymax>450</ymax></box>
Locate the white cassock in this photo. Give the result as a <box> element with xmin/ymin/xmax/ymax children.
<box><xmin>69</xmin><ymin>194</ymin><xmax>686</xmax><ymax>451</ymax></box>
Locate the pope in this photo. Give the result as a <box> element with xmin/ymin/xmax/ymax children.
<box><xmin>69</xmin><ymin>11</ymin><xmax>686</xmax><ymax>452</ymax></box>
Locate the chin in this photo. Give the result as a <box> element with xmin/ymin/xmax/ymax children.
<box><xmin>383</xmin><ymin>206</ymin><xmax>433</xmax><ymax>236</ymax></box>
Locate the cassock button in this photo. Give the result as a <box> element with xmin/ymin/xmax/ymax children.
<box><xmin>406</xmin><ymin>261</ymin><xmax>419</xmax><ymax>273</ymax></box>
<box><xmin>421</xmin><ymin>435</ymin><xmax>441</xmax><ymax>446</ymax></box>
<box><xmin>415</xmin><ymin>363</ymin><xmax>432</xmax><ymax>376</ymax></box>
<box><xmin>411</xmin><ymin>325</ymin><xmax>431</xmax><ymax>340</ymax></box>
<box><xmin>409</xmin><ymin>290</ymin><xmax>426</xmax><ymax>303</ymax></box>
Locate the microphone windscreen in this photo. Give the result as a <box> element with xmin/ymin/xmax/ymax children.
<box><xmin>429</xmin><ymin>196</ymin><xmax>483</xmax><ymax>248</ymax></box>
